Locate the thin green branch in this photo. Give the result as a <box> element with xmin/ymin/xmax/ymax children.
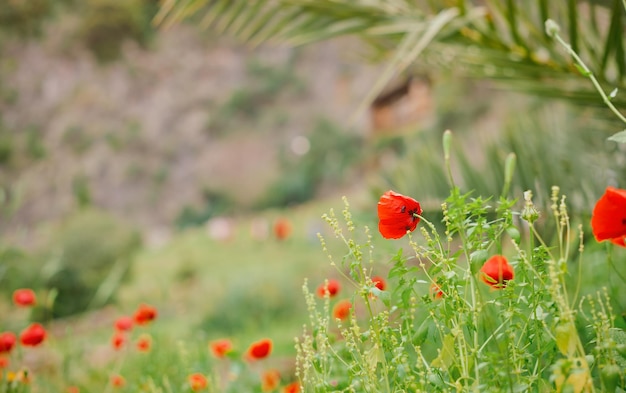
<box><xmin>546</xmin><ymin>19</ymin><xmax>626</xmax><ymax>125</ymax></box>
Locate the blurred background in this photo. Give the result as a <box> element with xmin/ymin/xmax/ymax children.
<box><xmin>1</xmin><ymin>0</ymin><xmax>626</xmax><ymax>388</ymax></box>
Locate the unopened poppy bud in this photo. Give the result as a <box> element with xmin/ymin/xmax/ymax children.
<box><xmin>442</xmin><ymin>130</ymin><xmax>452</xmax><ymax>161</ymax></box>
<box><xmin>504</xmin><ymin>153</ymin><xmax>516</xmax><ymax>188</ymax></box>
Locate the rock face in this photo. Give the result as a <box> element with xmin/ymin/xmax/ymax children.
<box><xmin>0</xmin><ymin>23</ymin><xmax>387</xmax><ymax>245</ymax></box>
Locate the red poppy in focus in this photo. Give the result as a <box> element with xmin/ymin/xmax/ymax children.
<box><xmin>377</xmin><ymin>190</ymin><xmax>422</xmax><ymax>239</ymax></box>
<box><xmin>0</xmin><ymin>332</ymin><xmax>16</xmax><ymax>353</ymax></box>
<box><xmin>332</xmin><ymin>299</ymin><xmax>352</xmax><ymax>320</ymax></box>
<box><xmin>0</xmin><ymin>357</ymin><xmax>9</xmax><ymax>369</ymax></box>
<box><xmin>210</xmin><ymin>338</ymin><xmax>233</xmax><ymax>358</ymax></box>
<box><xmin>19</xmin><ymin>323</ymin><xmax>46</xmax><ymax>347</ymax></box>
<box><xmin>136</xmin><ymin>334</ymin><xmax>152</xmax><ymax>352</ymax></box>
<box><xmin>12</xmin><ymin>288</ymin><xmax>36</xmax><ymax>307</ymax></box>
<box><xmin>111</xmin><ymin>332</ymin><xmax>126</xmax><ymax>351</ymax></box>
<box><xmin>274</xmin><ymin>218</ymin><xmax>292</xmax><ymax>240</ymax></box>
<box><xmin>133</xmin><ymin>304</ymin><xmax>157</xmax><ymax>325</ymax></box>
<box><xmin>480</xmin><ymin>255</ymin><xmax>514</xmax><ymax>289</ymax></box>
<box><xmin>316</xmin><ymin>279</ymin><xmax>341</xmax><ymax>298</ymax></box>
<box><xmin>261</xmin><ymin>369</ymin><xmax>281</xmax><ymax>392</ymax></box>
<box><xmin>114</xmin><ymin>316</ymin><xmax>133</xmax><ymax>332</ymax></box>
<box><xmin>188</xmin><ymin>373</ymin><xmax>208</xmax><ymax>391</ymax></box>
<box><xmin>246</xmin><ymin>338</ymin><xmax>272</xmax><ymax>361</ymax></box>
<box><xmin>283</xmin><ymin>382</ymin><xmax>301</xmax><ymax>393</ymax></box>
<box><xmin>430</xmin><ymin>283</ymin><xmax>444</xmax><ymax>300</ymax></box>
<box><xmin>111</xmin><ymin>375</ymin><xmax>125</xmax><ymax>388</ymax></box>
<box><xmin>591</xmin><ymin>187</ymin><xmax>626</xmax><ymax>246</ymax></box>
<box><xmin>372</xmin><ymin>276</ymin><xmax>386</xmax><ymax>291</ymax></box>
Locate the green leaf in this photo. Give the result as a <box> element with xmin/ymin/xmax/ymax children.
<box><xmin>607</xmin><ymin>130</ymin><xmax>626</xmax><ymax>143</ymax></box>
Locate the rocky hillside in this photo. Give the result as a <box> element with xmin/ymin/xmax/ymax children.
<box><xmin>0</xmin><ymin>21</ymin><xmax>381</xmax><ymax>247</ymax></box>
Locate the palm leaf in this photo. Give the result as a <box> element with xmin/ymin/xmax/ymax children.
<box><xmin>155</xmin><ymin>0</ymin><xmax>626</xmax><ymax>114</ymax></box>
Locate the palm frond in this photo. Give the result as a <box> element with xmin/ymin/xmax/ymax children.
<box><xmin>155</xmin><ymin>0</ymin><xmax>626</xmax><ymax>113</ymax></box>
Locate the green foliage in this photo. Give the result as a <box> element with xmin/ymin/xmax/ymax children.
<box><xmin>256</xmin><ymin>118</ymin><xmax>364</xmax><ymax>208</ymax></box>
<box><xmin>42</xmin><ymin>209</ymin><xmax>141</xmax><ymax>318</ymax></box>
<box><xmin>0</xmin><ymin>246</ymin><xmax>41</xmax><ymax>296</ymax></box>
<box><xmin>175</xmin><ymin>188</ymin><xmax>235</xmax><ymax>229</ymax></box>
<box><xmin>79</xmin><ymin>0</ymin><xmax>156</xmax><ymax>63</ymax></box>
<box><xmin>299</xmin><ymin>183</ymin><xmax>625</xmax><ymax>392</ymax></box>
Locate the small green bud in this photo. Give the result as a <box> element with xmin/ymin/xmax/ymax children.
<box><xmin>545</xmin><ymin>19</ymin><xmax>560</xmax><ymax>37</ymax></box>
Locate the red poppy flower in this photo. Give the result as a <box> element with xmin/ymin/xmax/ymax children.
<box><xmin>114</xmin><ymin>316</ymin><xmax>133</xmax><ymax>332</ymax></box>
<box><xmin>133</xmin><ymin>304</ymin><xmax>157</xmax><ymax>325</ymax></box>
<box><xmin>377</xmin><ymin>190</ymin><xmax>422</xmax><ymax>239</ymax></box>
<box><xmin>283</xmin><ymin>382</ymin><xmax>301</xmax><ymax>393</ymax></box>
<box><xmin>66</xmin><ymin>386</ymin><xmax>80</xmax><ymax>393</ymax></box>
<box><xmin>188</xmin><ymin>373</ymin><xmax>208</xmax><ymax>391</ymax></box>
<box><xmin>19</xmin><ymin>323</ymin><xmax>46</xmax><ymax>347</ymax></box>
<box><xmin>332</xmin><ymin>299</ymin><xmax>352</xmax><ymax>320</ymax></box>
<box><xmin>210</xmin><ymin>338</ymin><xmax>233</xmax><ymax>358</ymax></box>
<box><xmin>591</xmin><ymin>187</ymin><xmax>626</xmax><ymax>246</ymax></box>
<box><xmin>111</xmin><ymin>332</ymin><xmax>126</xmax><ymax>351</ymax></box>
<box><xmin>261</xmin><ymin>369</ymin><xmax>281</xmax><ymax>392</ymax></box>
<box><xmin>246</xmin><ymin>338</ymin><xmax>272</xmax><ymax>361</ymax></box>
<box><xmin>480</xmin><ymin>255</ymin><xmax>514</xmax><ymax>289</ymax></box>
<box><xmin>136</xmin><ymin>334</ymin><xmax>152</xmax><ymax>352</ymax></box>
<box><xmin>0</xmin><ymin>357</ymin><xmax>9</xmax><ymax>369</ymax></box>
<box><xmin>430</xmin><ymin>283</ymin><xmax>444</xmax><ymax>300</ymax></box>
<box><xmin>274</xmin><ymin>218</ymin><xmax>292</xmax><ymax>240</ymax></box>
<box><xmin>110</xmin><ymin>374</ymin><xmax>125</xmax><ymax>388</ymax></box>
<box><xmin>316</xmin><ymin>279</ymin><xmax>341</xmax><ymax>298</ymax></box>
<box><xmin>12</xmin><ymin>288</ymin><xmax>36</xmax><ymax>307</ymax></box>
<box><xmin>372</xmin><ymin>276</ymin><xmax>386</xmax><ymax>291</ymax></box>
<box><xmin>0</xmin><ymin>332</ymin><xmax>16</xmax><ymax>353</ymax></box>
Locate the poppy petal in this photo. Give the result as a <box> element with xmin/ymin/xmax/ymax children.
<box><xmin>377</xmin><ymin>191</ymin><xmax>422</xmax><ymax>239</ymax></box>
<box><xmin>591</xmin><ymin>187</ymin><xmax>626</xmax><ymax>241</ymax></box>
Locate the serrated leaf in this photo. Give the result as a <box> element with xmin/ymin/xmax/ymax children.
<box><xmin>608</xmin><ymin>130</ymin><xmax>626</xmax><ymax>143</ymax></box>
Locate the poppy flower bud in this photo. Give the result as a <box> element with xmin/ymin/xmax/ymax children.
<box><xmin>480</xmin><ymin>255</ymin><xmax>514</xmax><ymax>289</ymax></box>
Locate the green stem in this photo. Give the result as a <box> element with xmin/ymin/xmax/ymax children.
<box><xmin>552</xmin><ymin>30</ymin><xmax>626</xmax><ymax>125</ymax></box>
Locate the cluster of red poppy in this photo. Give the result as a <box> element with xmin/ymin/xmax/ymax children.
<box><xmin>208</xmin><ymin>337</ymin><xmax>300</xmax><ymax>392</ymax></box>
<box><xmin>110</xmin><ymin>303</ymin><xmax>157</xmax><ymax>354</ymax></box>
<box><xmin>378</xmin><ymin>191</ymin><xmax>517</xmax><ymax>291</ymax></box>
<box><xmin>0</xmin><ymin>289</ymin><xmax>47</xmax><ymax>371</ymax></box>
<box><xmin>378</xmin><ymin>186</ymin><xmax>625</xmax><ymax>293</ymax></box>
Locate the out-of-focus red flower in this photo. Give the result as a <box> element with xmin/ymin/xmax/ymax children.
<box><xmin>372</xmin><ymin>276</ymin><xmax>386</xmax><ymax>291</ymax></box>
<box><xmin>332</xmin><ymin>299</ymin><xmax>352</xmax><ymax>321</ymax></box>
<box><xmin>591</xmin><ymin>187</ymin><xmax>626</xmax><ymax>246</ymax></box>
<box><xmin>377</xmin><ymin>191</ymin><xmax>422</xmax><ymax>239</ymax></box>
<box><xmin>246</xmin><ymin>338</ymin><xmax>272</xmax><ymax>361</ymax></box>
<box><xmin>136</xmin><ymin>334</ymin><xmax>152</xmax><ymax>352</ymax></box>
<box><xmin>111</xmin><ymin>374</ymin><xmax>125</xmax><ymax>388</ymax></box>
<box><xmin>273</xmin><ymin>218</ymin><xmax>292</xmax><ymax>241</ymax></box>
<box><xmin>19</xmin><ymin>323</ymin><xmax>46</xmax><ymax>347</ymax></box>
<box><xmin>480</xmin><ymin>255</ymin><xmax>514</xmax><ymax>289</ymax></box>
<box><xmin>316</xmin><ymin>279</ymin><xmax>341</xmax><ymax>298</ymax></box>
<box><xmin>0</xmin><ymin>357</ymin><xmax>9</xmax><ymax>369</ymax></box>
<box><xmin>261</xmin><ymin>369</ymin><xmax>281</xmax><ymax>392</ymax></box>
<box><xmin>283</xmin><ymin>382</ymin><xmax>301</xmax><ymax>393</ymax></box>
<box><xmin>430</xmin><ymin>283</ymin><xmax>444</xmax><ymax>300</ymax></box>
<box><xmin>114</xmin><ymin>316</ymin><xmax>133</xmax><ymax>332</ymax></box>
<box><xmin>0</xmin><ymin>332</ymin><xmax>16</xmax><ymax>353</ymax></box>
<box><xmin>188</xmin><ymin>373</ymin><xmax>208</xmax><ymax>391</ymax></box>
<box><xmin>12</xmin><ymin>289</ymin><xmax>36</xmax><ymax>307</ymax></box>
<box><xmin>210</xmin><ymin>338</ymin><xmax>233</xmax><ymax>358</ymax></box>
<box><xmin>111</xmin><ymin>332</ymin><xmax>126</xmax><ymax>351</ymax></box>
<box><xmin>133</xmin><ymin>304</ymin><xmax>157</xmax><ymax>325</ymax></box>
<box><xmin>66</xmin><ymin>386</ymin><xmax>80</xmax><ymax>393</ymax></box>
